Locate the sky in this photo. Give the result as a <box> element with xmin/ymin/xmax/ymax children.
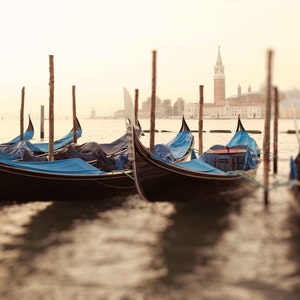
<box><xmin>0</xmin><ymin>0</ymin><xmax>299</xmax><ymax>117</ymax></box>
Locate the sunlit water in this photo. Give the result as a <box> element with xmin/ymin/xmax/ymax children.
<box><xmin>0</xmin><ymin>117</ymin><xmax>300</xmax><ymax>299</ymax></box>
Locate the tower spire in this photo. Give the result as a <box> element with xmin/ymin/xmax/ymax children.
<box><xmin>214</xmin><ymin>46</ymin><xmax>226</xmax><ymax>103</ymax></box>
<box><xmin>214</xmin><ymin>45</ymin><xmax>225</xmax><ymax>78</ymax></box>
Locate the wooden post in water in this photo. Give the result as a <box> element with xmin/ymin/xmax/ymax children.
<box><xmin>48</xmin><ymin>55</ymin><xmax>55</xmax><ymax>161</ymax></box>
<box><xmin>134</xmin><ymin>89</ymin><xmax>139</xmax><ymax>126</ymax></box>
<box><xmin>150</xmin><ymin>50</ymin><xmax>157</xmax><ymax>153</ymax></box>
<box><xmin>72</xmin><ymin>85</ymin><xmax>77</xmax><ymax>143</ymax></box>
<box><xmin>20</xmin><ymin>86</ymin><xmax>25</xmax><ymax>141</ymax></box>
<box><xmin>40</xmin><ymin>105</ymin><xmax>45</xmax><ymax>140</ymax></box>
<box><xmin>198</xmin><ymin>85</ymin><xmax>204</xmax><ymax>154</ymax></box>
<box><xmin>263</xmin><ymin>49</ymin><xmax>273</xmax><ymax>205</ymax></box>
<box><xmin>273</xmin><ymin>86</ymin><xmax>278</xmax><ymax>174</ymax></box>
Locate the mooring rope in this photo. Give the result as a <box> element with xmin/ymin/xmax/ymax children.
<box><xmin>227</xmin><ymin>170</ymin><xmax>266</xmax><ymax>189</ymax></box>
<box><xmin>122</xmin><ymin>169</ymin><xmax>135</xmax><ymax>180</ymax></box>
<box><xmin>228</xmin><ymin>170</ymin><xmax>295</xmax><ymax>192</ymax></box>
<box><xmin>188</xmin><ymin>147</ymin><xmax>296</xmax><ymax>192</ymax></box>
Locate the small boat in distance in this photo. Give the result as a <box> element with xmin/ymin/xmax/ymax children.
<box><xmin>124</xmin><ymin>87</ymin><xmax>260</xmax><ymax>202</ymax></box>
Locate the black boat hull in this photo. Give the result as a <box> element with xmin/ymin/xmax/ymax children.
<box><xmin>0</xmin><ymin>164</ymin><xmax>136</xmax><ymax>201</ymax></box>
<box><xmin>132</xmin><ymin>131</ymin><xmax>257</xmax><ymax>202</ymax></box>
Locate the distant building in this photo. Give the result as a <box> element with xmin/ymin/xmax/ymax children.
<box><xmin>90</xmin><ymin>107</ymin><xmax>96</xmax><ymax>118</ymax></box>
<box><xmin>185</xmin><ymin>46</ymin><xmax>265</xmax><ymax>119</ymax></box>
<box><xmin>279</xmin><ymin>89</ymin><xmax>300</xmax><ymax>118</ymax></box>
<box><xmin>115</xmin><ymin>47</ymin><xmax>299</xmax><ymax>119</ymax></box>
<box><xmin>114</xmin><ymin>109</ymin><xmax>125</xmax><ymax>118</ymax></box>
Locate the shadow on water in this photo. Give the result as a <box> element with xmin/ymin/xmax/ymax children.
<box><xmin>0</xmin><ymin>195</ymin><xmax>127</xmax><ymax>297</ymax></box>
<box><xmin>139</xmin><ymin>188</ymin><xmax>300</xmax><ymax>299</ymax></box>
<box><xmin>286</xmin><ymin>201</ymin><xmax>300</xmax><ymax>295</ymax></box>
<box><xmin>140</xmin><ymin>200</ymin><xmax>237</xmax><ymax>297</ymax></box>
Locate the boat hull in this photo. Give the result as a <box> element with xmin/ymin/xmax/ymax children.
<box><xmin>0</xmin><ymin>164</ymin><xmax>136</xmax><ymax>201</ymax></box>
<box><xmin>131</xmin><ymin>127</ymin><xmax>257</xmax><ymax>202</ymax></box>
<box><xmin>123</xmin><ymin>87</ymin><xmax>259</xmax><ymax>203</ymax></box>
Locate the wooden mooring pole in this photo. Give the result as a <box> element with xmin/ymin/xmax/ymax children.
<box><xmin>263</xmin><ymin>49</ymin><xmax>273</xmax><ymax>205</ymax></box>
<box><xmin>48</xmin><ymin>55</ymin><xmax>55</xmax><ymax>161</ymax></box>
<box><xmin>20</xmin><ymin>86</ymin><xmax>25</xmax><ymax>141</ymax></box>
<box><xmin>40</xmin><ymin>105</ymin><xmax>45</xmax><ymax>140</ymax></box>
<box><xmin>198</xmin><ymin>85</ymin><xmax>204</xmax><ymax>154</ymax></box>
<box><xmin>134</xmin><ymin>89</ymin><xmax>139</xmax><ymax>126</ymax></box>
<box><xmin>273</xmin><ymin>86</ymin><xmax>278</xmax><ymax>174</ymax></box>
<box><xmin>72</xmin><ymin>85</ymin><xmax>77</xmax><ymax>143</ymax></box>
<box><xmin>150</xmin><ymin>50</ymin><xmax>157</xmax><ymax>153</ymax></box>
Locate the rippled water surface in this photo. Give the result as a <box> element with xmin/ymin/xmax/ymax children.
<box><xmin>0</xmin><ymin>117</ymin><xmax>300</xmax><ymax>299</ymax></box>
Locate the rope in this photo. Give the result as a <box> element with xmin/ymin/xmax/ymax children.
<box><xmin>228</xmin><ymin>170</ymin><xmax>295</xmax><ymax>192</ymax></box>
<box><xmin>190</xmin><ymin>147</ymin><xmax>296</xmax><ymax>192</ymax></box>
<box><xmin>227</xmin><ymin>170</ymin><xmax>266</xmax><ymax>189</ymax></box>
<box><xmin>122</xmin><ymin>169</ymin><xmax>135</xmax><ymax>181</ymax></box>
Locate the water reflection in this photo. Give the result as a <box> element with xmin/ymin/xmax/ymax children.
<box><xmin>286</xmin><ymin>201</ymin><xmax>300</xmax><ymax>295</ymax></box>
<box><xmin>0</xmin><ymin>196</ymin><xmax>126</xmax><ymax>299</ymax></box>
<box><xmin>1</xmin><ymin>188</ymin><xmax>300</xmax><ymax>299</ymax></box>
<box><xmin>142</xmin><ymin>201</ymin><xmax>235</xmax><ymax>298</ymax></box>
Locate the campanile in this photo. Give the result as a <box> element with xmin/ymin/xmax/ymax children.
<box><xmin>214</xmin><ymin>46</ymin><xmax>225</xmax><ymax>104</ymax></box>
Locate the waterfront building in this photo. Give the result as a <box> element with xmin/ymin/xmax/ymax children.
<box><xmin>185</xmin><ymin>47</ymin><xmax>265</xmax><ymax>119</ymax></box>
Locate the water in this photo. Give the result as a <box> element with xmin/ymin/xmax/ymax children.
<box><xmin>0</xmin><ymin>117</ymin><xmax>300</xmax><ymax>299</ymax></box>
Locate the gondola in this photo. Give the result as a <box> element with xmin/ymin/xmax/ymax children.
<box><xmin>289</xmin><ymin>117</ymin><xmax>300</xmax><ymax>193</ymax></box>
<box><xmin>51</xmin><ymin>110</ymin><xmax>192</xmax><ymax>170</ymax></box>
<box><xmin>2</xmin><ymin>115</ymin><xmax>34</xmax><ymax>144</ymax></box>
<box><xmin>0</xmin><ymin>117</ymin><xmax>82</xmax><ymax>160</ymax></box>
<box><xmin>290</xmin><ymin>145</ymin><xmax>300</xmax><ymax>191</ymax></box>
<box><xmin>0</xmin><ymin>117</ymin><xmax>138</xmax><ymax>201</ymax></box>
<box><xmin>0</xmin><ymin>157</ymin><xmax>135</xmax><ymax>201</ymax></box>
<box><xmin>124</xmin><ymin>87</ymin><xmax>260</xmax><ymax>202</ymax></box>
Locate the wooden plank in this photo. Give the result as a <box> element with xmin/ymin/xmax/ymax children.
<box><xmin>206</xmin><ymin>148</ymin><xmax>247</xmax><ymax>154</ymax></box>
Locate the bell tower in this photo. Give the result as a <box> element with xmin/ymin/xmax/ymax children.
<box><xmin>214</xmin><ymin>46</ymin><xmax>225</xmax><ymax>105</ymax></box>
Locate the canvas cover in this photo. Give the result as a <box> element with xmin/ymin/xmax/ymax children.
<box><xmin>53</xmin><ymin>142</ymin><xmax>129</xmax><ymax>171</ymax></box>
<box><xmin>4</xmin><ymin>116</ymin><xmax>34</xmax><ymax>144</ymax></box>
<box><xmin>199</xmin><ymin>131</ymin><xmax>258</xmax><ymax>172</ymax></box>
<box><xmin>154</xmin><ymin>130</ymin><xmax>194</xmax><ymax>162</ymax></box>
<box><xmin>30</xmin><ymin>128</ymin><xmax>83</xmax><ymax>153</ymax></box>
<box><xmin>150</xmin><ymin>151</ymin><xmax>227</xmax><ymax>174</ymax></box>
<box><xmin>6</xmin><ymin>130</ymin><xmax>34</xmax><ymax>144</ymax></box>
<box><xmin>0</xmin><ymin>157</ymin><xmax>106</xmax><ymax>175</ymax></box>
<box><xmin>226</xmin><ymin>130</ymin><xmax>259</xmax><ymax>156</ymax></box>
<box><xmin>0</xmin><ymin>127</ymin><xmax>83</xmax><ymax>160</ymax></box>
<box><xmin>151</xmin><ymin>130</ymin><xmax>259</xmax><ymax>175</ymax></box>
<box><xmin>97</xmin><ymin>121</ymin><xmax>142</xmax><ymax>157</ymax></box>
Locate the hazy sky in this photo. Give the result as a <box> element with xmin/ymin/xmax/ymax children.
<box><xmin>0</xmin><ymin>0</ymin><xmax>299</xmax><ymax>117</ymax></box>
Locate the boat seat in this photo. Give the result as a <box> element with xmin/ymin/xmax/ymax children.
<box><xmin>215</xmin><ymin>157</ymin><xmax>231</xmax><ymax>171</ymax></box>
<box><xmin>215</xmin><ymin>155</ymin><xmax>243</xmax><ymax>171</ymax></box>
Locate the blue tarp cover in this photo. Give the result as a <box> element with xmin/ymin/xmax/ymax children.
<box><xmin>227</xmin><ymin>130</ymin><xmax>258</xmax><ymax>156</ymax></box>
<box><xmin>31</xmin><ymin>129</ymin><xmax>83</xmax><ymax>153</ymax></box>
<box><xmin>154</xmin><ymin>131</ymin><xmax>193</xmax><ymax>162</ymax></box>
<box><xmin>150</xmin><ymin>152</ymin><xmax>227</xmax><ymax>174</ymax></box>
<box><xmin>290</xmin><ymin>156</ymin><xmax>298</xmax><ymax>180</ymax></box>
<box><xmin>176</xmin><ymin>159</ymin><xmax>227</xmax><ymax>174</ymax></box>
<box><xmin>0</xmin><ymin>150</ymin><xmax>19</xmax><ymax>160</ymax></box>
<box><xmin>151</xmin><ymin>130</ymin><xmax>259</xmax><ymax>174</ymax></box>
<box><xmin>0</xmin><ymin>129</ymin><xmax>83</xmax><ymax>160</ymax></box>
<box><xmin>7</xmin><ymin>130</ymin><xmax>34</xmax><ymax>144</ymax></box>
<box><xmin>199</xmin><ymin>131</ymin><xmax>259</xmax><ymax>172</ymax></box>
<box><xmin>0</xmin><ymin>157</ymin><xmax>106</xmax><ymax>175</ymax></box>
